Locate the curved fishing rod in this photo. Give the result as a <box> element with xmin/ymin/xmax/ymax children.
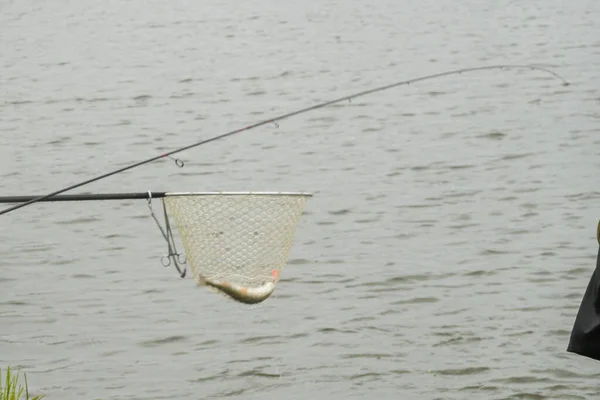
<box><xmin>0</xmin><ymin>64</ymin><xmax>569</xmax><ymax>217</ymax></box>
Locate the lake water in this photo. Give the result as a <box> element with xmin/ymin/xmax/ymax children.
<box><xmin>1</xmin><ymin>1</ymin><xmax>599</xmax><ymax>399</ymax></box>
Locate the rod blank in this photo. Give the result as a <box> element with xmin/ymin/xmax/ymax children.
<box><xmin>0</xmin><ymin>64</ymin><xmax>569</xmax><ymax>217</ymax></box>
<box><xmin>0</xmin><ymin>192</ymin><xmax>166</xmax><ymax>203</ymax></box>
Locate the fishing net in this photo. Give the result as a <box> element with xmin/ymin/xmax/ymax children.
<box><xmin>154</xmin><ymin>192</ymin><xmax>311</xmax><ymax>298</ymax></box>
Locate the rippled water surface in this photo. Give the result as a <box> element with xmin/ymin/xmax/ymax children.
<box><xmin>1</xmin><ymin>1</ymin><xmax>599</xmax><ymax>399</ymax></box>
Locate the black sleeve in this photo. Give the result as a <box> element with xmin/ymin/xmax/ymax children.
<box><xmin>567</xmin><ymin>220</ymin><xmax>600</xmax><ymax>361</ymax></box>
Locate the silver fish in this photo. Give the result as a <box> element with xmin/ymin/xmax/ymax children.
<box><xmin>196</xmin><ymin>275</ymin><xmax>276</xmax><ymax>305</ymax></box>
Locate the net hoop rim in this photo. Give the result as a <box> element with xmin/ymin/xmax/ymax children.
<box><xmin>164</xmin><ymin>191</ymin><xmax>313</xmax><ymax>198</ymax></box>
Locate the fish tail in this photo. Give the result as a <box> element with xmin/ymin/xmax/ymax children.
<box><xmin>196</xmin><ymin>274</ymin><xmax>208</xmax><ymax>287</ymax></box>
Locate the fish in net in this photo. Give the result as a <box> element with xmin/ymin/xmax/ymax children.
<box><xmin>148</xmin><ymin>191</ymin><xmax>312</xmax><ymax>304</ymax></box>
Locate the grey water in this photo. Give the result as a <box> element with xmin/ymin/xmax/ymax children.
<box><xmin>1</xmin><ymin>1</ymin><xmax>599</xmax><ymax>399</ymax></box>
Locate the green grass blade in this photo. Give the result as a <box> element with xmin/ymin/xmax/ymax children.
<box><xmin>24</xmin><ymin>373</ymin><xmax>29</xmax><ymax>400</ymax></box>
<box><xmin>0</xmin><ymin>367</ymin><xmax>44</xmax><ymax>400</ymax></box>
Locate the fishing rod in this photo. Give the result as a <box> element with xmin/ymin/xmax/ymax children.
<box><xmin>0</xmin><ymin>64</ymin><xmax>569</xmax><ymax>216</ymax></box>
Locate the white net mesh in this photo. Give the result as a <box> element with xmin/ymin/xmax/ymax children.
<box><xmin>162</xmin><ymin>192</ymin><xmax>311</xmax><ymax>290</ymax></box>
